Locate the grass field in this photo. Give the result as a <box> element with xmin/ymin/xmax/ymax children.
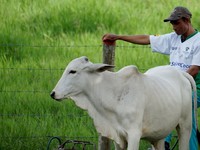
<box><xmin>1</xmin><ymin>0</ymin><xmax>200</xmax><ymax>149</ymax></box>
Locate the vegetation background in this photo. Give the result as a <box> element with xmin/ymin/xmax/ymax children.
<box><xmin>1</xmin><ymin>0</ymin><xmax>200</xmax><ymax>149</ymax></box>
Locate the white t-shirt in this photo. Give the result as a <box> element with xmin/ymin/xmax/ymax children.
<box><xmin>150</xmin><ymin>32</ymin><xmax>200</xmax><ymax>72</ymax></box>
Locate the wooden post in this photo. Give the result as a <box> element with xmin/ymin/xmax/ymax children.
<box><xmin>98</xmin><ymin>40</ymin><xmax>116</xmax><ymax>150</ymax></box>
<box><xmin>102</xmin><ymin>40</ymin><xmax>116</xmax><ymax>71</ymax></box>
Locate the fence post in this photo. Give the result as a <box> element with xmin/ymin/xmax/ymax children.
<box><xmin>98</xmin><ymin>40</ymin><xmax>116</xmax><ymax>150</ymax></box>
<box><xmin>102</xmin><ymin>40</ymin><xmax>116</xmax><ymax>70</ymax></box>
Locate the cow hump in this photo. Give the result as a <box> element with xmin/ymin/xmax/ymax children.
<box><xmin>117</xmin><ymin>65</ymin><xmax>140</xmax><ymax>79</ymax></box>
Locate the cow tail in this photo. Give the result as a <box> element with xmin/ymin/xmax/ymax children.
<box><xmin>182</xmin><ymin>72</ymin><xmax>200</xmax><ymax>144</ymax></box>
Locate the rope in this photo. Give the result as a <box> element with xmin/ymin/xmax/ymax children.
<box><xmin>46</xmin><ymin>136</ymin><xmax>62</xmax><ymax>150</ymax></box>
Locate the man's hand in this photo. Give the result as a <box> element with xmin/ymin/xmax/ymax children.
<box><xmin>187</xmin><ymin>65</ymin><xmax>200</xmax><ymax>77</ymax></box>
<box><xmin>102</xmin><ymin>34</ymin><xmax>118</xmax><ymax>42</ymax></box>
<box><xmin>102</xmin><ymin>34</ymin><xmax>118</xmax><ymax>45</ymax></box>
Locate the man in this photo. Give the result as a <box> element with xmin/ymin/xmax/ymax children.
<box><xmin>102</xmin><ymin>6</ymin><xmax>200</xmax><ymax>150</ymax></box>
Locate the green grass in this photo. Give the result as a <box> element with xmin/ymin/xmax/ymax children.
<box><xmin>1</xmin><ymin>0</ymin><xmax>200</xmax><ymax>149</ymax></box>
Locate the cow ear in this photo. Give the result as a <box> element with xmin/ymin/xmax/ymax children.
<box><xmin>86</xmin><ymin>64</ymin><xmax>115</xmax><ymax>72</ymax></box>
<box><xmin>96</xmin><ymin>64</ymin><xmax>115</xmax><ymax>72</ymax></box>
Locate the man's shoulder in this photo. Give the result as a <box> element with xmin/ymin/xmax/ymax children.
<box><xmin>195</xmin><ymin>31</ymin><xmax>200</xmax><ymax>37</ymax></box>
<box><xmin>154</xmin><ymin>32</ymin><xmax>179</xmax><ymax>39</ymax></box>
<box><xmin>190</xmin><ymin>31</ymin><xmax>200</xmax><ymax>42</ymax></box>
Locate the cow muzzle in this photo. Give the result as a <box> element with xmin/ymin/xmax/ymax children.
<box><xmin>50</xmin><ymin>91</ymin><xmax>64</xmax><ymax>101</ymax></box>
<box><xmin>50</xmin><ymin>91</ymin><xmax>56</xmax><ymax>99</ymax></box>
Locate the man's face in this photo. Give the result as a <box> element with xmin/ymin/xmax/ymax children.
<box><xmin>170</xmin><ymin>18</ymin><xmax>189</xmax><ymax>35</ymax></box>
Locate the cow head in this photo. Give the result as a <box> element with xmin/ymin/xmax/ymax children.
<box><xmin>50</xmin><ymin>56</ymin><xmax>114</xmax><ymax>101</ymax></box>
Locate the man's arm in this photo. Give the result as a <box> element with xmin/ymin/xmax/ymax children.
<box><xmin>102</xmin><ymin>34</ymin><xmax>150</xmax><ymax>45</ymax></box>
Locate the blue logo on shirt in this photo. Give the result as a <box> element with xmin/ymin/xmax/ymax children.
<box><xmin>170</xmin><ymin>62</ymin><xmax>190</xmax><ymax>69</ymax></box>
<box><xmin>171</xmin><ymin>47</ymin><xmax>178</xmax><ymax>50</ymax></box>
<box><xmin>185</xmin><ymin>47</ymin><xmax>190</xmax><ymax>51</ymax></box>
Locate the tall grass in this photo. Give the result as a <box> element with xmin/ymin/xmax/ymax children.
<box><xmin>1</xmin><ymin>0</ymin><xmax>200</xmax><ymax>149</ymax></box>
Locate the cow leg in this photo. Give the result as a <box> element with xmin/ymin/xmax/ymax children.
<box><xmin>176</xmin><ymin>123</ymin><xmax>191</xmax><ymax>150</ymax></box>
<box><xmin>126</xmin><ymin>130</ymin><xmax>141</xmax><ymax>150</ymax></box>
<box><xmin>114</xmin><ymin>142</ymin><xmax>125</xmax><ymax>150</ymax></box>
<box><xmin>149</xmin><ymin>145</ymin><xmax>155</xmax><ymax>150</ymax></box>
<box><xmin>152</xmin><ymin>139</ymin><xmax>165</xmax><ymax>150</ymax></box>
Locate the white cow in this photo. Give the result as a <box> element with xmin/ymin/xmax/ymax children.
<box><xmin>51</xmin><ymin>56</ymin><xmax>197</xmax><ymax>150</ymax></box>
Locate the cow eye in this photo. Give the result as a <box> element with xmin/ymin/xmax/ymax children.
<box><xmin>85</xmin><ymin>57</ymin><xmax>88</xmax><ymax>62</ymax></box>
<box><xmin>69</xmin><ymin>70</ymin><xmax>76</xmax><ymax>74</ymax></box>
